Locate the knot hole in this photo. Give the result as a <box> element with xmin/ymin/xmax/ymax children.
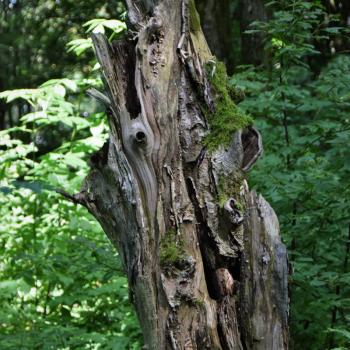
<box><xmin>135</xmin><ymin>131</ymin><xmax>146</xmax><ymax>143</ymax></box>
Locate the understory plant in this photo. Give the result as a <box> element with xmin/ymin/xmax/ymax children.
<box><xmin>0</xmin><ymin>19</ymin><xmax>142</xmax><ymax>350</ymax></box>
<box><xmin>233</xmin><ymin>1</ymin><xmax>350</xmax><ymax>349</ymax></box>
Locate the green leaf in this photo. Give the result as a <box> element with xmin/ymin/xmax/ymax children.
<box><xmin>67</xmin><ymin>38</ymin><xmax>93</xmax><ymax>56</ymax></box>
<box><xmin>0</xmin><ymin>89</ymin><xmax>39</xmax><ymax>103</ymax></box>
<box><xmin>328</xmin><ymin>328</ymin><xmax>350</xmax><ymax>340</ymax></box>
<box><xmin>40</xmin><ymin>79</ymin><xmax>78</xmax><ymax>92</ymax></box>
<box><xmin>62</xmin><ymin>153</ymin><xmax>87</xmax><ymax>168</ymax></box>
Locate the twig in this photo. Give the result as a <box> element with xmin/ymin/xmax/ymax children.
<box><xmin>56</xmin><ymin>188</ymin><xmax>85</xmax><ymax>205</ymax></box>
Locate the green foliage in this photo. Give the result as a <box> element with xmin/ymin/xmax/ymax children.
<box><xmin>0</xmin><ymin>14</ymin><xmax>141</xmax><ymax>350</ymax></box>
<box><xmin>0</xmin><ymin>0</ymin><xmax>125</xmax><ymax>91</ymax></box>
<box><xmin>205</xmin><ymin>61</ymin><xmax>252</xmax><ymax>150</ymax></box>
<box><xmin>67</xmin><ymin>19</ymin><xmax>126</xmax><ymax>59</ymax></box>
<box><xmin>233</xmin><ymin>1</ymin><xmax>350</xmax><ymax>349</ymax></box>
<box><xmin>0</xmin><ymin>191</ymin><xmax>141</xmax><ymax>350</ymax></box>
<box><xmin>0</xmin><ymin>77</ymin><xmax>142</xmax><ymax>349</ymax></box>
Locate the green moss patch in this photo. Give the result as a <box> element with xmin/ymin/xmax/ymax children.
<box><xmin>204</xmin><ymin>61</ymin><xmax>252</xmax><ymax>150</ymax></box>
<box><xmin>217</xmin><ymin>174</ymin><xmax>245</xmax><ymax>210</ymax></box>
<box><xmin>160</xmin><ymin>229</ymin><xmax>186</xmax><ymax>268</ymax></box>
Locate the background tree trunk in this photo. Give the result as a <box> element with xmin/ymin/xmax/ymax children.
<box><xmin>72</xmin><ymin>1</ymin><xmax>289</xmax><ymax>348</ymax></box>
<box><xmin>195</xmin><ymin>0</ymin><xmax>269</xmax><ymax>72</ymax></box>
<box><xmin>238</xmin><ymin>0</ymin><xmax>268</xmax><ymax>66</ymax></box>
<box><xmin>195</xmin><ymin>0</ymin><xmax>238</xmax><ymax>73</ymax></box>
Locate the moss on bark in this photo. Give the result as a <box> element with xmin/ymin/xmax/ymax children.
<box><xmin>204</xmin><ymin>61</ymin><xmax>252</xmax><ymax>150</ymax></box>
<box><xmin>159</xmin><ymin>229</ymin><xmax>186</xmax><ymax>268</ymax></box>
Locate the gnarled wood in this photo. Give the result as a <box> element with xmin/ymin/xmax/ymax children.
<box><xmin>72</xmin><ymin>1</ymin><xmax>289</xmax><ymax>349</ymax></box>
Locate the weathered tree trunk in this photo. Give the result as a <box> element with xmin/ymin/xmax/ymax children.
<box><xmin>69</xmin><ymin>1</ymin><xmax>289</xmax><ymax>348</ymax></box>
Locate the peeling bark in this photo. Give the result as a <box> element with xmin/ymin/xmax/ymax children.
<box><xmin>70</xmin><ymin>1</ymin><xmax>289</xmax><ymax>348</ymax></box>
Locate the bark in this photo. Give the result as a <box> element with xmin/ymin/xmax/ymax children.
<box><xmin>70</xmin><ymin>1</ymin><xmax>289</xmax><ymax>348</ymax></box>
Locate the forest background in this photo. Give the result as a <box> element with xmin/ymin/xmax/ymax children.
<box><xmin>0</xmin><ymin>0</ymin><xmax>349</xmax><ymax>349</ymax></box>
